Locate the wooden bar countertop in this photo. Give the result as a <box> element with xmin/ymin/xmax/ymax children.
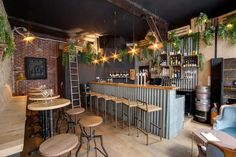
<box><xmin>90</xmin><ymin>82</ymin><xmax>178</xmax><ymax>90</ymax></box>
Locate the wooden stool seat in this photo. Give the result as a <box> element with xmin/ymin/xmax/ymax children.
<box><xmin>111</xmin><ymin>98</ymin><xmax>123</xmax><ymax>104</ymax></box>
<box><xmin>102</xmin><ymin>95</ymin><xmax>114</xmax><ymax>101</ymax></box>
<box><xmin>138</xmin><ymin>105</ymin><xmax>162</xmax><ymax>112</ymax></box>
<box><xmin>80</xmin><ymin>116</ymin><xmax>103</xmax><ymax>128</ymax></box>
<box><xmin>122</xmin><ymin>99</ymin><xmax>140</xmax><ymax>107</ymax></box>
<box><xmin>66</xmin><ymin>107</ymin><xmax>85</xmax><ymax>115</ymax></box>
<box><xmin>39</xmin><ymin>133</ymin><xmax>78</xmax><ymax>157</ymax></box>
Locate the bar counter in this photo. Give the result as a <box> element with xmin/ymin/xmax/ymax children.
<box><xmin>89</xmin><ymin>82</ymin><xmax>185</xmax><ymax>139</ymax></box>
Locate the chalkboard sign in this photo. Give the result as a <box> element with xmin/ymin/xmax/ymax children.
<box><xmin>25</xmin><ymin>57</ymin><xmax>47</xmax><ymax>80</ymax></box>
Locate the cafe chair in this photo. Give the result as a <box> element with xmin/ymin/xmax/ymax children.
<box><xmin>197</xmin><ymin>142</ymin><xmax>236</xmax><ymax>157</ymax></box>
<box><xmin>136</xmin><ymin>100</ymin><xmax>163</xmax><ymax>145</ymax></box>
<box><xmin>76</xmin><ymin>116</ymin><xmax>108</xmax><ymax>157</ymax></box>
<box><xmin>213</xmin><ymin>105</ymin><xmax>236</xmax><ymax>138</ymax></box>
<box><xmin>39</xmin><ymin>133</ymin><xmax>78</xmax><ymax>157</ymax></box>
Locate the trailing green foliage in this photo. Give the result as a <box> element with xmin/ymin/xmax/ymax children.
<box><xmin>196</xmin><ymin>12</ymin><xmax>209</xmax><ymax>26</ymax></box>
<box><xmin>62</xmin><ymin>52</ymin><xmax>68</xmax><ymax>67</ymax></box>
<box><xmin>68</xmin><ymin>42</ymin><xmax>76</xmax><ymax>61</ymax></box>
<box><xmin>80</xmin><ymin>43</ymin><xmax>96</xmax><ymax>64</ymax></box>
<box><xmin>203</xmin><ymin>26</ymin><xmax>215</xmax><ymax>45</ymax></box>
<box><xmin>198</xmin><ymin>53</ymin><xmax>204</xmax><ymax>71</ymax></box>
<box><xmin>0</xmin><ymin>16</ymin><xmax>6</xmax><ymax>43</ymax></box>
<box><xmin>0</xmin><ymin>16</ymin><xmax>16</xmax><ymax>59</ymax></box>
<box><xmin>218</xmin><ymin>24</ymin><xmax>228</xmax><ymax>40</ymax></box>
<box><xmin>4</xmin><ymin>31</ymin><xmax>16</xmax><ymax>58</ymax></box>
<box><xmin>118</xmin><ymin>49</ymin><xmax>129</xmax><ymax>62</ymax></box>
<box><xmin>168</xmin><ymin>31</ymin><xmax>181</xmax><ymax>51</ymax></box>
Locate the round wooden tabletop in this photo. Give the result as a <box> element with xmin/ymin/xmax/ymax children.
<box><xmin>80</xmin><ymin>116</ymin><xmax>103</xmax><ymax>128</ymax></box>
<box><xmin>28</xmin><ymin>92</ymin><xmax>43</xmax><ymax>96</ymax></box>
<box><xmin>28</xmin><ymin>95</ymin><xmax>60</xmax><ymax>101</ymax></box>
<box><xmin>39</xmin><ymin>133</ymin><xmax>78</xmax><ymax>157</ymax></box>
<box><xmin>28</xmin><ymin>98</ymin><xmax>71</xmax><ymax>111</ymax></box>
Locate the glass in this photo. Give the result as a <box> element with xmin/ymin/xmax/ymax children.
<box><xmin>48</xmin><ymin>89</ymin><xmax>54</xmax><ymax>103</ymax></box>
<box><xmin>42</xmin><ymin>89</ymin><xmax>49</xmax><ymax>104</ymax></box>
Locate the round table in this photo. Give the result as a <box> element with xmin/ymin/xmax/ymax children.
<box><xmin>29</xmin><ymin>95</ymin><xmax>60</xmax><ymax>101</ymax></box>
<box><xmin>28</xmin><ymin>98</ymin><xmax>71</xmax><ymax>137</ymax></box>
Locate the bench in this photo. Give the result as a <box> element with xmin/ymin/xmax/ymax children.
<box><xmin>0</xmin><ymin>84</ymin><xmax>27</xmax><ymax>156</ymax></box>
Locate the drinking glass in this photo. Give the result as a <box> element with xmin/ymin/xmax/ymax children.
<box><xmin>48</xmin><ymin>89</ymin><xmax>54</xmax><ymax>103</ymax></box>
<box><xmin>42</xmin><ymin>90</ymin><xmax>49</xmax><ymax>104</ymax></box>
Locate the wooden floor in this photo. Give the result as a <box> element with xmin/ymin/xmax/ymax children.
<box><xmin>21</xmin><ymin>111</ymin><xmax>210</xmax><ymax>157</ymax></box>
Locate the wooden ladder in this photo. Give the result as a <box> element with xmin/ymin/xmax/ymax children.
<box><xmin>68</xmin><ymin>53</ymin><xmax>81</xmax><ymax>108</ymax></box>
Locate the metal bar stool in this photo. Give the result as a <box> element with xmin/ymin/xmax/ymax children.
<box><xmin>136</xmin><ymin>100</ymin><xmax>163</xmax><ymax>145</ymax></box>
<box><xmin>101</xmin><ymin>95</ymin><xmax>114</xmax><ymax>123</ymax></box>
<box><xmin>94</xmin><ymin>93</ymin><xmax>104</xmax><ymax>115</ymax></box>
<box><xmin>111</xmin><ymin>96</ymin><xmax>123</xmax><ymax>128</ymax></box>
<box><xmin>88</xmin><ymin>92</ymin><xmax>97</xmax><ymax>112</ymax></box>
<box><xmin>65</xmin><ymin>107</ymin><xmax>85</xmax><ymax>133</ymax></box>
<box><xmin>76</xmin><ymin>116</ymin><xmax>108</xmax><ymax>157</ymax></box>
<box><xmin>121</xmin><ymin>98</ymin><xmax>140</xmax><ymax>135</ymax></box>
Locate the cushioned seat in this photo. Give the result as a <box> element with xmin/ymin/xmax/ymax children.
<box><xmin>220</xmin><ymin>127</ymin><xmax>236</xmax><ymax>138</ymax></box>
<box><xmin>214</xmin><ymin>105</ymin><xmax>236</xmax><ymax>138</ymax></box>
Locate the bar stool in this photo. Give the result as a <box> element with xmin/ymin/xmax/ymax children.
<box><xmin>111</xmin><ymin>96</ymin><xmax>123</xmax><ymax>128</ymax></box>
<box><xmin>89</xmin><ymin>92</ymin><xmax>98</xmax><ymax>112</ymax></box>
<box><xmin>76</xmin><ymin>116</ymin><xmax>108</xmax><ymax>157</ymax></box>
<box><xmin>39</xmin><ymin>133</ymin><xmax>78</xmax><ymax>157</ymax></box>
<box><xmin>122</xmin><ymin>98</ymin><xmax>140</xmax><ymax>135</ymax></box>
<box><xmin>101</xmin><ymin>95</ymin><xmax>114</xmax><ymax>123</ymax></box>
<box><xmin>94</xmin><ymin>93</ymin><xmax>105</xmax><ymax>115</ymax></box>
<box><xmin>136</xmin><ymin>100</ymin><xmax>163</xmax><ymax>145</ymax></box>
<box><xmin>65</xmin><ymin>107</ymin><xmax>85</xmax><ymax>133</ymax></box>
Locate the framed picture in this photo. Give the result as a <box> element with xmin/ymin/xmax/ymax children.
<box><xmin>25</xmin><ymin>57</ymin><xmax>47</xmax><ymax>80</ymax></box>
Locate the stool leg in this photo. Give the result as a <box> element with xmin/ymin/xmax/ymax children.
<box><xmin>104</xmin><ymin>100</ymin><xmax>107</xmax><ymax>124</ymax></box>
<box><xmin>93</xmin><ymin>130</ymin><xmax>98</xmax><ymax>157</ymax></box>
<box><xmin>96</xmin><ymin>98</ymin><xmax>99</xmax><ymax>115</ymax></box>
<box><xmin>76</xmin><ymin>130</ymin><xmax>83</xmax><ymax>157</ymax></box>
<box><xmin>90</xmin><ymin>96</ymin><xmax>92</xmax><ymax>112</ymax></box>
<box><xmin>128</xmin><ymin>107</ymin><xmax>131</xmax><ymax>136</ymax></box>
<box><xmin>94</xmin><ymin>135</ymin><xmax>108</xmax><ymax>157</ymax></box>
<box><xmin>85</xmin><ymin>95</ymin><xmax>87</xmax><ymax>110</ymax></box>
<box><xmin>137</xmin><ymin>108</ymin><xmax>140</xmax><ymax>137</ymax></box>
<box><xmin>122</xmin><ymin>104</ymin><xmax>124</xmax><ymax>129</ymax></box>
<box><xmin>146</xmin><ymin>112</ymin><xmax>150</xmax><ymax>145</ymax></box>
<box><xmin>115</xmin><ymin>103</ymin><xmax>118</xmax><ymax>128</ymax></box>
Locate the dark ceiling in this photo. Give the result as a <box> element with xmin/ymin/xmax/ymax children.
<box><xmin>3</xmin><ymin>0</ymin><xmax>236</xmax><ymax>41</ymax></box>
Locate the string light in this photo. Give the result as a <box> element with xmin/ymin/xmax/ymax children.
<box><xmin>92</xmin><ymin>59</ymin><xmax>99</xmax><ymax>64</ymax></box>
<box><xmin>226</xmin><ymin>23</ymin><xmax>233</xmax><ymax>30</ymax></box>
<box><xmin>128</xmin><ymin>47</ymin><xmax>138</xmax><ymax>56</ymax></box>
<box><xmin>111</xmin><ymin>52</ymin><xmax>119</xmax><ymax>60</ymax></box>
<box><xmin>188</xmin><ymin>29</ymin><xmax>193</xmax><ymax>34</ymax></box>
<box><xmin>101</xmin><ymin>55</ymin><xmax>108</xmax><ymax>63</ymax></box>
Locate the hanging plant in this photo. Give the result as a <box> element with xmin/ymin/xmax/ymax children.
<box><xmin>0</xmin><ymin>16</ymin><xmax>16</xmax><ymax>59</ymax></box>
<box><xmin>0</xmin><ymin>16</ymin><xmax>6</xmax><ymax>43</ymax></box>
<box><xmin>168</xmin><ymin>31</ymin><xmax>181</xmax><ymax>51</ymax></box>
<box><xmin>4</xmin><ymin>30</ymin><xmax>16</xmax><ymax>58</ymax></box>
<box><xmin>68</xmin><ymin>42</ymin><xmax>77</xmax><ymax>61</ymax></box>
<box><xmin>62</xmin><ymin>52</ymin><xmax>68</xmax><ymax>67</ymax></box>
<box><xmin>202</xmin><ymin>26</ymin><xmax>215</xmax><ymax>46</ymax></box>
<box><xmin>218</xmin><ymin>24</ymin><xmax>228</xmax><ymax>40</ymax></box>
<box><xmin>198</xmin><ymin>53</ymin><xmax>204</xmax><ymax>71</ymax></box>
<box><xmin>80</xmin><ymin>43</ymin><xmax>96</xmax><ymax>64</ymax></box>
<box><xmin>118</xmin><ymin>49</ymin><xmax>129</xmax><ymax>62</ymax></box>
<box><xmin>229</xmin><ymin>28</ymin><xmax>236</xmax><ymax>45</ymax></box>
<box><xmin>196</xmin><ymin>12</ymin><xmax>209</xmax><ymax>26</ymax></box>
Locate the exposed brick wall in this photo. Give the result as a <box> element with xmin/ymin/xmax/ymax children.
<box><xmin>14</xmin><ymin>34</ymin><xmax>60</xmax><ymax>95</ymax></box>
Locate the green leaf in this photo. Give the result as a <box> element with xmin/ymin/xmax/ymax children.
<box><xmin>4</xmin><ymin>30</ymin><xmax>16</xmax><ymax>58</ymax></box>
<box><xmin>203</xmin><ymin>26</ymin><xmax>215</xmax><ymax>46</ymax></box>
<box><xmin>218</xmin><ymin>24</ymin><xmax>228</xmax><ymax>40</ymax></box>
